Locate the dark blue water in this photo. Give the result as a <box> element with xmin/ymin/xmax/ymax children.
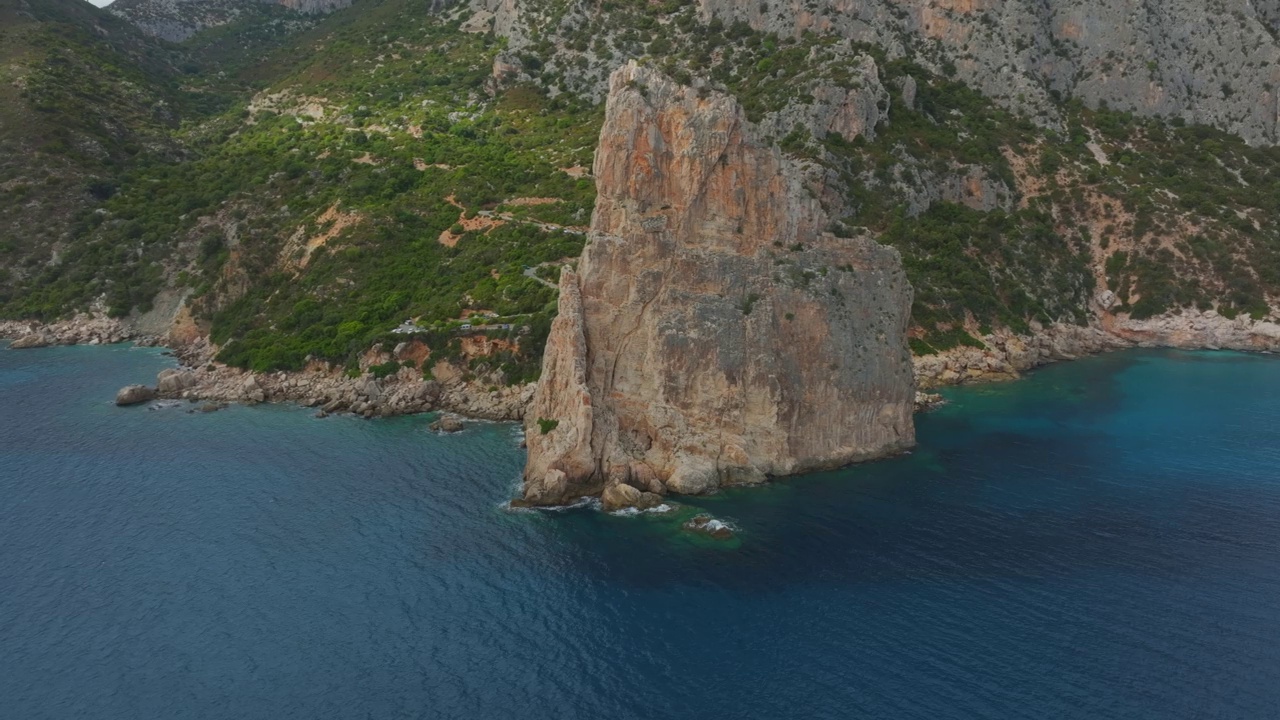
<box><xmin>3</xmin><ymin>344</ymin><xmax>1280</xmax><ymax>719</ymax></box>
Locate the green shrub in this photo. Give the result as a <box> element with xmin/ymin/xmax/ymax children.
<box><xmin>369</xmin><ymin>360</ymin><xmax>402</xmax><ymax>379</ymax></box>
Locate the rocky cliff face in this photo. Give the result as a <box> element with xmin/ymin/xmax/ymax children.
<box><xmin>696</xmin><ymin>0</ymin><xmax>1280</xmax><ymax>145</ymax></box>
<box><xmin>521</xmin><ymin>63</ymin><xmax>916</xmax><ymax>506</ymax></box>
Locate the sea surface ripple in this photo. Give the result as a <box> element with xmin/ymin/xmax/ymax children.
<box><xmin>2</xmin><ymin>344</ymin><xmax>1279</xmax><ymax>719</ymax></box>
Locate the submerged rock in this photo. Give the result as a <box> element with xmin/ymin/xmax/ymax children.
<box><xmin>115</xmin><ymin>385</ymin><xmax>156</xmax><ymax>406</ymax></box>
<box><xmin>429</xmin><ymin>415</ymin><xmax>465</xmax><ymax>433</ymax></box>
<box><xmin>634</xmin><ymin>492</ymin><xmax>665</xmax><ymax>511</ymax></box>
<box><xmin>521</xmin><ymin>63</ymin><xmax>916</xmax><ymax>506</ymax></box>
<box><xmin>683</xmin><ymin>514</ymin><xmax>735</xmax><ymax>540</ymax></box>
<box><xmin>914</xmin><ymin>391</ymin><xmax>946</xmax><ymax>412</ymax></box>
<box><xmin>601</xmin><ymin>482</ymin><xmax>642</xmax><ymax>512</ymax></box>
<box><xmin>149</xmin><ymin>400</ymin><xmax>184</xmax><ymax>411</ymax></box>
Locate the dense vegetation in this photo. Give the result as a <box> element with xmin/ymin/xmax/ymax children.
<box><xmin>3</xmin><ymin>0</ymin><xmax>599</xmax><ymax>381</ymax></box>
<box><xmin>5</xmin><ymin>0</ymin><xmax>1280</xmax><ymax>373</ymax></box>
<box><xmin>0</xmin><ymin>0</ymin><xmax>282</xmax><ymax>309</ymax></box>
<box><xmin>1060</xmin><ymin>106</ymin><xmax>1280</xmax><ymax>321</ymax></box>
<box><xmin>0</xmin><ymin>0</ymin><xmax>180</xmax><ymax>279</ymax></box>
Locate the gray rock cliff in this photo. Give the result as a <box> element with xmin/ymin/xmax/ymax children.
<box><xmin>696</xmin><ymin>0</ymin><xmax>1280</xmax><ymax>144</ymax></box>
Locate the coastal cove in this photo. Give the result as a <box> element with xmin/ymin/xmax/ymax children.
<box><xmin>3</xmin><ymin>343</ymin><xmax>1280</xmax><ymax>719</ymax></box>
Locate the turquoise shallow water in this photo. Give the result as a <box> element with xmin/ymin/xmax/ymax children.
<box><xmin>2</xmin><ymin>344</ymin><xmax>1280</xmax><ymax>719</ymax></box>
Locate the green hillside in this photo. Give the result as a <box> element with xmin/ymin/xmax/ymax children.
<box><xmin>6</xmin><ymin>0</ymin><xmax>1280</xmax><ymax>380</ymax></box>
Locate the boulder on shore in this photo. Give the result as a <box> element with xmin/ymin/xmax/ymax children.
<box><xmin>115</xmin><ymin>385</ymin><xmax>156</xmax><ymax>406</ymax></box>
<box><xmin>523</xmin><ymin>469</ymin><xmax>568</xmax><ymax>506</ymax></box>
<box><xmin>156</xmin><ymin>368</ymin><xmax>197</xmax><ymax>394</ymax></box>
<box><xmin>240</xmin><ymin>376</ymin><xmax>266</xmax><ymax>403</ymax></box>
<box><xmin>635</xmin><ymin>492</ymin><xmax>665</xmax><ymax>510</ymax></box>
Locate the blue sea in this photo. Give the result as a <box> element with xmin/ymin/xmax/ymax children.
<box><xmin>2</xmin><ymin>343</ymin><xmax>1280</xmax><ymax>719</ymax></box>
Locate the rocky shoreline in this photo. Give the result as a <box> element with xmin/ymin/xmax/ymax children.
<box><xmin>1</xmin><ymin>316</ymin><xmax>152</xmax><ymax>349</ymax></box>
<box><xmin>1</xmin><ymin>316</ymin><xmax>532</xmax><ymax>421</ymax></box>
<box><xmin>914</xmin><ymin>309</ymin><xmax>1280</xmax><ymax>389</ymax></box>
<box><xmin>137</xmin><ymin>350</ymin><xmax>534</xmax><ymax>421</ymax></box>
<box><xmin>7</xmin><ymin>306</ymin><xmax>1280</xmax><ymax>423</ymax></box>
<box><xmin>914</xmin><ymin>323</ymin><xmax>1123</xmax><ymax>389</ymax></box>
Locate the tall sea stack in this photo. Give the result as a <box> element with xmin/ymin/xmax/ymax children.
<box><xmin>522</xmin><ymin>62</ymin><xmax>916</xmax><ymax>506</ymax></box>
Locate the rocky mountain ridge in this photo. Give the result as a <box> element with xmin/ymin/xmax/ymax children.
<box><xmin>12</xmin><ymin>0</ymin><xmax>1280</xmax><ymax>359</ymax></box>
<box><xmin>481</xmin><ymin>0</ymin><xmax>1280</xmax><ymax>145</ymax></box>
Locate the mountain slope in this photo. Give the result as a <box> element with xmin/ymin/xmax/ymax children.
<box><xmin>0</xmin><ymin>0</ymin><xmax>192</xmax><ymax>302</ymax></box>
<box><xmin>468</xmin><ymin>0</ymin><xmax>1280</xmax><ymax>346</ymax></box>
<box><xmin>7</xmin><ymin>0</ymin><xmax>1280</xmax><ymax>394</ymax></box>
<box><xmin>480</xmin><ymin>0</ymin><xmax>1280</xmax><ymax>145</ymax></box>
<box><xmin>110</xmin><ymin>0</ymin><xmax>347</xmax><ymax>41</ymax></box>
<box><xmin>4</xmin><ymin>0</ymin><xmax>599</xmax><ymax>385</ymax></box>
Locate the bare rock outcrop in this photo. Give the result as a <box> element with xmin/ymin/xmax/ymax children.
<box><xmin>429</xmin><ymin>415</ymin><xmax>466</xmax><ymax>433</ymax></box>
<box><xmin>521</xmin><ymin>63</ymin><xmax>916</xmax><ymax>505</ymax></box>
<box><xmin>277</xmin><ymin>0</ymin><xmax>353</xmax><ymax>13</ymax></box>
<box><xmin>8</xmin><ymin>333</ymin><xmax>52</xmax><ymax>349</ymax></box>
<box><xmin>752</xmin><ymin>51</ymin><xmax>890</xmax><ymax>142</ymax></box>
<box><xmin>912</xmin><ymin>308</ymin><xmax>1280</xmax><ymax>389</ymax></box>
<box><xmin>1107</xmin><ymin>310</ymin><xmax>1280</xmax><ymax>350</ymax></box>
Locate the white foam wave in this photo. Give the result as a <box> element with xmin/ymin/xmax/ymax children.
<box><xmin>498</xmin><ymin>495</ymin><xmax>601</xmax><ymax>514</ymax></box>
<box><xmin>608</xmin><ymin>503</ymin><xmax>676</xmax><ymax>517</ymax></box>
<box><xmin>147</xmin><ymin>400</ymin><xmax>186</xmax><ymax>411</ymax></box>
